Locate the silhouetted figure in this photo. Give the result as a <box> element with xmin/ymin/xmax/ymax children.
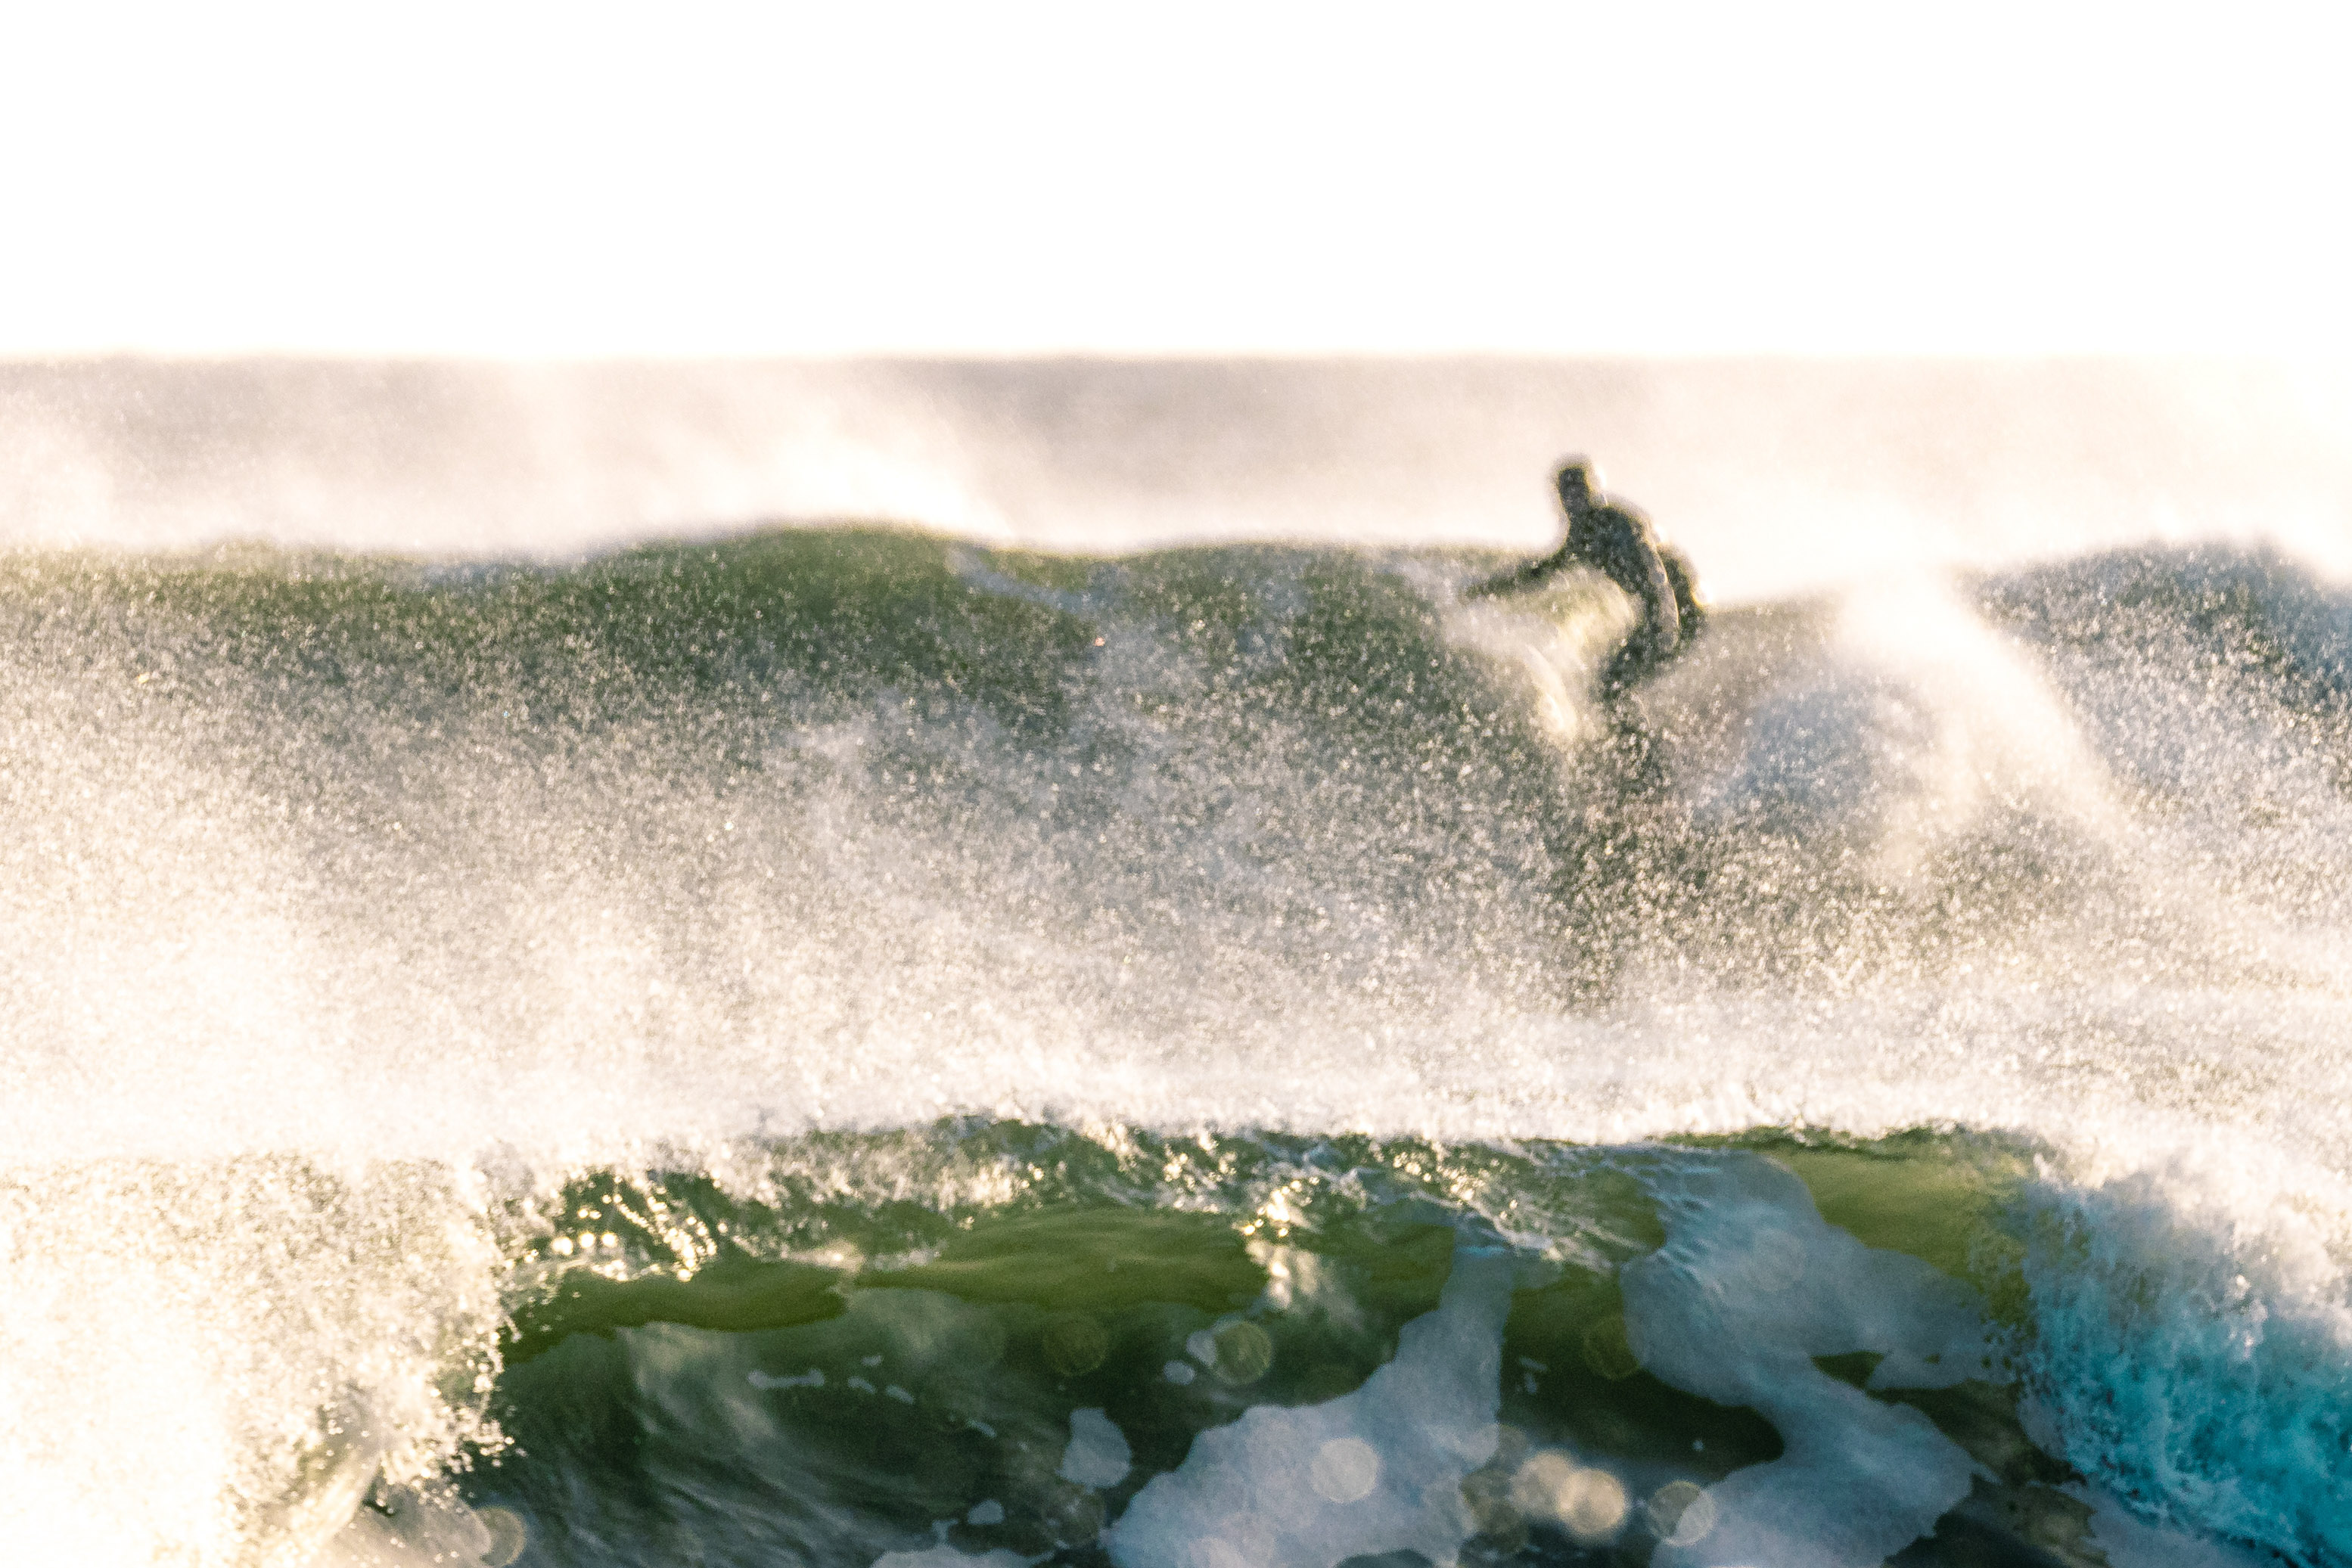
<box><xmin>1474</xmin><ymin>459</ymin><xmax>1706</xmax><ymax>696</ymax></box>
<box><xmin>1479</xmin><ymin>464</ymin><xmax>1711</xmax><ymax>996</ymax></box>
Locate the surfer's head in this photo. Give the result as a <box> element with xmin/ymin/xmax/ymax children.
<box><xmin>1555</xmin><ymin>459</ymin><xmax>1599</xmax><ymax>511</ymax></box>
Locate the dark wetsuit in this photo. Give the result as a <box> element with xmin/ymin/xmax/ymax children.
<box><xmin>1476</xmin><ymin>491</ymin><xmax>1703</xmax><ymax>697</ymax></box>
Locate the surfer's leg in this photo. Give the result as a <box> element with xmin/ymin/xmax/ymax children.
<box><xmin>1541</xmin><ymin>691</ymin><xmax>1678</xmax><ymax>1004</ymax></box>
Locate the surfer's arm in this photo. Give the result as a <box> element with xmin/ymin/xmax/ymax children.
<box><xmin>1465</xmin><ymin>541</ymin><xmax>1576</xmax><ymax>598</ymax></box>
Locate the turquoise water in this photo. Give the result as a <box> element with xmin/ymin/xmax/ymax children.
<box><xmin>1</xmin><ymin>532</ymin><xmax>2346</xmax><ymax>1566</ymax></box>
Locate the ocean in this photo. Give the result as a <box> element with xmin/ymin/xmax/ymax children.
<box><xmin>1</xmin><ymin>362</ymin><xmax>2347</xmax><ymax>1568</ymax></box>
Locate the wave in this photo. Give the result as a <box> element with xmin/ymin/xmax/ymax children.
<box><xmin>1</xmin><ymin>529</ymin><xmax>2345</xmax><ymax>1565</ymax></box>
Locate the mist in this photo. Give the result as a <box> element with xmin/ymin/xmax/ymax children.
<box><xmin>5</xmin><ymin>356</ymin><xmax>2346</xmax><ymax>602</ymax></box>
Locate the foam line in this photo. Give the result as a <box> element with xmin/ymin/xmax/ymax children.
<box><xmin>1105</xmin><ymin>1244</ymin><xmax>1515</xmax><ymax>1568</ymax></box>
<box><xmin>1622</xmin><ymin>1153</ymin><xmax>1994</xmax><ymax>1568</ymax></box>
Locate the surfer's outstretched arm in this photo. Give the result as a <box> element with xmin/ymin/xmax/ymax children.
<box><xmin>1465</xmin><ymin>542</ymin><xmax>1576</xmax><ymax>599</ymax></box>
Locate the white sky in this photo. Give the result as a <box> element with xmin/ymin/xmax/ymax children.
<box><xmin>2</xmin><ymin>3</ymin><xmax>2348</xmax><ymax>357</ymax></box>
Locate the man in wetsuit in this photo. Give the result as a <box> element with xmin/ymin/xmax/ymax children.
<box><xmin>1472</xmin><ymin>459</ymin><xmax>1705</xmax><ymax>697</ymax></box>
<box><xmin>1480</xmin><ymin>461</ymin><xmax>1710</xmax><ymax>996</ymax></box>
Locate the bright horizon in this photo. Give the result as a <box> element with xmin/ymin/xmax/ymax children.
<box><xmin>6</xmin><ymin>4</ymin><xmax>2350</xmax><ymax>359</ymax></box>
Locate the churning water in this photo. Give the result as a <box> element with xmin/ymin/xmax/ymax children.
<box><xmin>2</xmin><ymin>514</ymin><xmax>2347</xmax><ymax>1566</ymax></box>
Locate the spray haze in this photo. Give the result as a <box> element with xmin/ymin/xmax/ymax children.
<box><xmin>4</xmin><ymin>357</ymin><xmax>2347</xmax><ymax>597</ymax></box>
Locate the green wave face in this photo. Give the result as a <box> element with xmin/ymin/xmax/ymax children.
<box><xmin>474</xmin><ymin>1124</ymin><xmax>2096</xmax><ymax>1568</ymax></box>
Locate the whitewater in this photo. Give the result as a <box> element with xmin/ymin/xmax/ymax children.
<box><xmin>0</xmin><ymin>360</ymin><xmax>2346</xmax><ymax>1568</ymax></box>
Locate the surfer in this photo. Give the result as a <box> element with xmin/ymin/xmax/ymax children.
<box><xmin>1474</xmin><ymin>464</ymin><xmax>1708</xmax><ymax>994</ymax></box>
<box><xmin>1471</xmin><ymin>459</ymin><xmax>1706</xmax><ymax>696</ymax></box>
